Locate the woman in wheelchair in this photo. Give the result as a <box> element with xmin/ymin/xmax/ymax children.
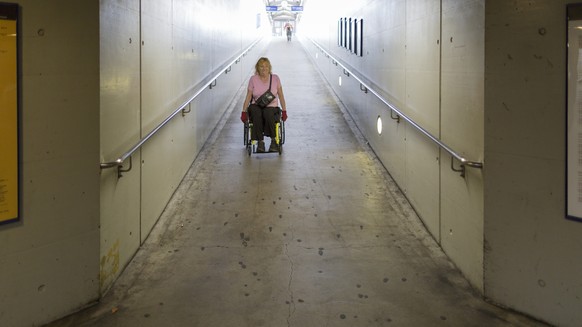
<box><xmin>240</xmin><ymin>57</ymin><xmax>288</xmax><ymax>153</ymax></box>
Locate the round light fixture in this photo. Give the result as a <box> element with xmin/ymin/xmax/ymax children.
<box><xmin>377</xmin><ymin>116</ymin><xmax>383</xmax><ymax>135</ymax></box>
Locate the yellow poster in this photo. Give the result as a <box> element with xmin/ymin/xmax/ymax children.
<box><xmin>0</xmin><ymin>5</ymin><xmax>18</xmax><ymax>224</ymax></box>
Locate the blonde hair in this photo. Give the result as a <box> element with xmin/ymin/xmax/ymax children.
<box><xmin>254</xmin><ymin>57</ymin><xmax>272</xmax><ymax>75</ymax></box>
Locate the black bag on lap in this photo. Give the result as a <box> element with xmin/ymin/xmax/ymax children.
<box><xmin>254</xmin><ymin>74</ymin><xmax>276</xmax><ymax>108</ymax></box>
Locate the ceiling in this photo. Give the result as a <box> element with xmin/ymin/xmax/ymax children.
<box><xmin>264</xmin><ymin>0</ymin><xmax>304</xmax><ymax>22</ymax></box>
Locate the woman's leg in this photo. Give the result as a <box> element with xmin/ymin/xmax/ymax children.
<box><xmin>248</xmin><ymin>104</ymin><xmax>266</xmax><ymax>152</ymax></box>
<box><xmin>263</xmin><ymin>107</ymin><xmax>280</xmax><ymax>151</ymax></box>
<box><xmin>248</xmin><ymin>105</ymin><xmax>264</xmax><ymax>141</ymax></box>
<box><xmin>263</xmin><ymin>107</ymin><xmax>279</xmax><ymax>137</ymax></box>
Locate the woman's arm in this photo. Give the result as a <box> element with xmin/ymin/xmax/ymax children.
<box><xmin>243</xmin><ymin>89</ymin><xmax>253</xmax><ymax>112</ymax></box>
<box><xmin>277</xmin><ymin>84</ymin><xmax>287</xmax><ymax>112</ymax></box>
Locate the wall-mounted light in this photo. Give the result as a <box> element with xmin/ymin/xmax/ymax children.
<box><xmin>315</xmin><ymin>52</ymin><xmax>319</xmax><ymax>59</ymax></box>
<box><xmin>377</xmin><ymin>115</ymin><xmax>383</xmax><ymax>135</ymax></box>
<box><xmin>338</xmin><ymin>76</ymin><xmax>342</xmax><ymax>86</ymax></box>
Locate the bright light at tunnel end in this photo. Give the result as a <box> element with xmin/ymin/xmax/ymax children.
<box><xmin>377</xmin><ymin>116</ymin><xmax>383</xmax><ymax>135</ymax></box>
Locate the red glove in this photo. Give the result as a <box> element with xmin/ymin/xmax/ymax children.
<box><xmin>281</xmin><ymin>110</ymin><xmax>288</xmax><ymax>122</ymax></box>
<box><xmin>241</xmin><ymin>111</ymin><xmax>248</xmax><ymax>123</ymax></box>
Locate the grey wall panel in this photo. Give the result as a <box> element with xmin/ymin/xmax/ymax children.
<box><xmin>440</xmin><ymin>158</ymin><xmax>483</xmax><ymax>287</ymax></box>
<box><xmin>401</xmin><ymin>0</ymin><xmax>441</xmax><ymax>242</ymax></box>
<box><xmin>403</xmin><ymin>129</ymin><xmax>440</xmax><ymax>239</ymax></box>
<box><xmin>484</xmin><ymin>1</ymin><xmax>582</xmax><ymax>326</ymax></box>
<box><xmin>441</xmin><ymin>0</ymin><xmax>484</xmax><ymax>158</ymax></box>
<box><xmin>0</xmin><ymin>1</ymin><xmax>101</xmax><ymax>326</ymax></box>
<box><xmin>99</xmin><ymin>0</ymin><xmax>142</xmax><ymax>292</ymax></box>
<box><xmin>99</xmin><ymin>164</ymin><xmax>141</xmax><ymax>292</ymax></box>
<box><xmin>368</xmin><ymin>29</ymin><xmax>407</xmax><ymax>110</ymax></box>
<box><xmin>362</xmin><ymin>1</ymin><xmax>407</xmax><ymax>111</ymax></box>
<box><xmin>139</xmin><ymin>0</ymin><xmax>180</xmax><ymax>241</ymax></box>
<box><xmin>404</xmin><ymin>0</ymin><xmax>440</xmax><ymax>135</ymax></box>
<box><xmin>374</xmin><ymin>100</ymin><xmax>407</xmax><ymax>188</ymax></box>
<box><xmin>440</xmin><ymin>0</ymin><xmax>484</xmax><ymax>290</ymax></box>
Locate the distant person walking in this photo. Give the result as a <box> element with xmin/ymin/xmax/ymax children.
<box><xmin>285</xmin><ymin>25</ymin><xmax>293</xmax><ymax>41</ymax></box>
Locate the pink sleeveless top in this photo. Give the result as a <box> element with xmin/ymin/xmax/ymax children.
<box><xmin>248</xmin><ymin>74</ymin><xmax>281</xmax><ymax>107</ymax></box>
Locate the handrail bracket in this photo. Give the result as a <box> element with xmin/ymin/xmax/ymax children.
<box><xmin>181</xmin><ymin>103</ymin><xmax>191</xmax><ymax>116</ymax></box>
<box><xmin>118</xmin><ymin>156</ymin><xmax>133</xmax><ymax>178</ymax></box>
<box><xmin>390</xmin><ymin>110</ymin><xmax>400</xmax><ymax>123</ymax></box>
<box><xmin>359</xmin><ymin>83</ymin><xmax>368</xmax><ymax>94</ymax></box>
<box><xmin>450</xmin><ymin>156</ymin><xmax>466</xmax><ymax>178</ymax></box>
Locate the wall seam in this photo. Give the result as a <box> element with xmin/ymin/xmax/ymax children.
<box><xmin>138</xmin><ymin>0</ymin><xmax>143</xmax><ymax>243</ymax></box>
<box><xmin>438</xmin><ymin>0</ymin><xmax>443</xmax><ymax>245</ymax></box>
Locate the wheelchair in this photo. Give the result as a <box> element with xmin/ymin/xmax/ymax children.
<box><xmin>243</xmin><ymin>108</ymin><xmax>285</xmax><ymax>156</ymax></box>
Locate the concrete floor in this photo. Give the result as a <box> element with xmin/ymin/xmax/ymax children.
<box><xmin>48</xmin><ymin>38</ymin><xmax>548</xmax><ymax>327</ymax></box>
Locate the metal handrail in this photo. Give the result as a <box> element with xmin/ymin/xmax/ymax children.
<box><xmin>100</xmin><ymin>38</ymin><xmax>262</xmax><ymax>176</ymax></box>
<box><xmin>309</xmin><ymin>39</ymin><xmax>483</xmax><ymax>177</ymax></box>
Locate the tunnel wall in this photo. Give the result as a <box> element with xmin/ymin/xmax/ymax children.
<box><xmin>99</xmin><ymin>0</ymin><xmax>268</xmax><ymax>298</ymax></box>
<box><xmin>302</xmin><ymin>0</ymin><xmax>582</xmax><ymax>326</ymax></box>
<box><xmin>301</xmin><ymin>0</ymin><xmax>485</xmax><ymax>291</ymax></box>
<box><xmin>484</xmin><ymin>1</ymin><xmax>582</xmax><ymax>326</ymax></box>
<box><xmin>0</xmin><ymin>1</ymin><xmax>269</xmax><ymax>326</ymax></box>
<box><xmin>0</xmin><ymin>1</ymin><xmax>101</xmax><ymax>327</ymax></box>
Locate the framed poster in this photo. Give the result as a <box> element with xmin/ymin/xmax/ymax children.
<box><xmin>0</xmin><ymin>2</ymin><xmax>19</xmax><ymax>225</ymax></box>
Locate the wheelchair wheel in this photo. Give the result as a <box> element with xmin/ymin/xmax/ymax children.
<box><xmin>280</xmin><ymin>121</ymin><xmax>285</xmax><ymax>145</ymax></box>
<box><xmin>276</xmin><ymin>121</ymin><xmax>284</xmax><ymax>155</ymax></box>
<box><xmin>243</xmin><ymin>123</ymin><xmax>248</xmax><ymax>146</ymax></box>
<box><xmin>244</xmin><ymin>122</ymin><xmax>253</xmax><ymax>156</ymax></box>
